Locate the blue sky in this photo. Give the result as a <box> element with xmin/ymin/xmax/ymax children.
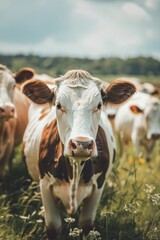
<box><xmin>0</xmin><ymin>0</ymin><xmax>160</xmax><ymax>59</ymax></box>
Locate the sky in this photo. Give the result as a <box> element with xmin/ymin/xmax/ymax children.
<box><xmin>0</xmin><ymin>0</ymin><xmax>160</xmax><ymax>59</ymax></box>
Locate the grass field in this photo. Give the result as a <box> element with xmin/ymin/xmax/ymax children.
<box><xmin>0</xmin><ymin>141</ymin><xmax>159</xmax><ymax>240</ymax></box>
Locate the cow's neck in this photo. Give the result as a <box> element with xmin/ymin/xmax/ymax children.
<box><xmin>68</xmin><ymin>158</ymin><xmax>85</xmax><ymax>214</ymax></box>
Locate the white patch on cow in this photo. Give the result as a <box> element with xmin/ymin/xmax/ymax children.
<box><xmin>68</xmin><ymin>159</ymin><xmax>83</xmax><ymax>214</ymax></box>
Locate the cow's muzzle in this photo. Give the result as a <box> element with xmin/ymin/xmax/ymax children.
<box><xmin>0</xmin><ymin>105</ymin><xmax>15</xmax><ymax>119</ymax></box>
<box><xmin>151</xmin><ymin>133</ymin><xmax>160</xmax><ymax>140</ymax></box>
<box><xmin>68</xmin><ymin>137</ymin><xmax>95</xmax><ymax>159</ymax></box>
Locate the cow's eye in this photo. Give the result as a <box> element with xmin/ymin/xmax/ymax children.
<box><xmin>56</xmin><ymin>103</ymin><xmax>62</xmax><ymax>110</ymax></box>
<box><xmin>97</xmin><ymin>102</ymin><xmax>102</xmax><ymax>110</ymax></box>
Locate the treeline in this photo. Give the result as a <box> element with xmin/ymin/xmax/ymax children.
<box><xmin>0</xmin><ymin>54</ymin><xmax>160</xmax><ymax>77</ymax></box>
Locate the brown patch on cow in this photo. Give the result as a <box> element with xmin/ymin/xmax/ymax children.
<box><xmin>81</xmin><ymin>126</ymin><xmax>110</xmax><ymax>189</ymax></box>
<box><xmin>39</xmin><ymin>106</ymin><xmax>50</xmax><ymax>121</ymax></box>
<box><xmin>39</xmin><ymin>119</ymin><xmax>72</xmax><ymax>181</ymax></box>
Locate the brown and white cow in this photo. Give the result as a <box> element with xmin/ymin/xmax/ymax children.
<box><xmin>0</xmin><ymin>64</ymin><xmax>34</xmax><ymax>191</ymax></box>
<box><xmin>115</xmin><ymin>92</ymin><xmax>160</xmax><ymax>161</ymax></box>
<box><xmin>22</xmin><ymin>70</ymin><xmax>135</xmax><ymax>240</ymax></box>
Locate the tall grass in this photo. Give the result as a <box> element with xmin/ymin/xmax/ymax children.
<box><xmin>0</xmin><ymin>142</ymin><xmax>159</xmax><ymax>240</ymax></box>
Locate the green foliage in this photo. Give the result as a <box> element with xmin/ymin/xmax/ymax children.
<box><xmin>0</xmin><ymin>54</ymin><xmax>160</xmax><ymax>77</ymax></box>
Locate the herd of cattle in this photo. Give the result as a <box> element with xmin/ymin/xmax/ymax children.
<box><xmin>0</xmin><ymin>64</ymin><xmax>159</xmax><ymax>240</ymax></box>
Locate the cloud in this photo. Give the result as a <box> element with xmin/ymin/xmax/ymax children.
<box><xmin>0</xmin><ymin>0</ymin><xmax>159</xmax><ymax>59</ymax></box>
<box><xmin>144</xmin><ymin>0</ymin><xmax>160</xmax><ymax>10</ymax></box>
<box><xmin>122</xmin><ymin>2</ymin><xmax>151</xmax><ymax>21</ymax></box>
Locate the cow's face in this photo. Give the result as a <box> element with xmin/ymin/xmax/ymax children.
<box><xmin>130</xmin><ymin>98</ymin><xmax>160</xmax><ymax>140</ymax></box>
<box><xmin>23</xmin><ymin>70</ymin><xmax>136</xmax><ymax>160</ymax></box>
<box><xmin>55</xmin><ymin>81</ymin><xmax>102</xmax><ymax>159</ymax></box>
<box><xmin>0</xmin><ymin>65</ymin><xmax>34</xmax><ymax>120</ymax></box>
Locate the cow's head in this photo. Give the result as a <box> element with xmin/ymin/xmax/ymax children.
<box><xmin>130</xmin><ymin>97</ymin><xmax>160</xmax><ymax>140</ymax></box>
<box><xmin>0</xmin><ymin>65</ymin><xmax>34</xmax><ymax>120</ymax></box>
<box><xmin>23</xmin><ymin>70</ymin><xmax>136</xmax><ymax>160</ymax></box>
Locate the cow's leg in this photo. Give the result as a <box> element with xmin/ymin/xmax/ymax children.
<box><xmin>79</xmin><ymin>184</ymin><xmax>104</xmax><ymax>236</ymax></box>
<box><xmin>117</xmin><ymin>132</ymin><xmax>123</xmax><ymax>157</ymax></box>
<box><xmin>144</xmin><ymin>141</ymin><xmax>156</xmax><ymax>162</ymax></box>
<box><xmin>131</xmin><ymin>131</ymin><xmax>142</xmax><ymax>157</ymax></box>
<box><xmin>40</xmin><ymin>178</ymin><xmax>62</xmax><ymax>240</ymax></box>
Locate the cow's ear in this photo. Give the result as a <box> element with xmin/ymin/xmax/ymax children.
<box><xmin>130</xmin><ymin>105</ymin><xmax>143</xmax><ymax>114</ymax></box>
<box><xmin>151</xmin><ymin>88</ymin><xmax>159</xmax><ymax>96</ymax></box>
<box><xmin>14</xmin><ymin>67</ymin><xmax>35</xmax><ymax>83</ymax></box>
<box><xmin>22</xmin><ymin>79</ymin><xmax>54</xmax><ymax>104</ymax></box>
<box><xmin>101</xmin><ymin>79</ymin><xmax>136</xmax><ymax>105</ymax></box>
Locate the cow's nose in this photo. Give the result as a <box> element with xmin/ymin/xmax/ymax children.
<box><xmin>69</xmin><ymin>137</ymin><xmax>95</xmax><ymax>158</ymax></box>
<box><xmin>0</xmin><ymin>106</ymin><xmax>15</xmax><ymax>118</ymax></box>
<box><xmin>151</xmin><ymin>133</ymin><xmax>160</xmax><ymax>140</ymax></box>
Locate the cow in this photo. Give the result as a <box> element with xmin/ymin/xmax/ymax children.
<box><xmin>103</xmin><ymin>78</ymin><xmax>160</xmax><ymax>133</ymax></box>
<box><xmin>0</xmin><ymin>64</ymin><xmax>34</xmax><ymax>192</ymax></box>
<box><xmin>114</xmin><ymin>92</ymin><xmax>160</xmax><ymax>161</ymax></box>
<box><xmin>22</xmin><ymin>69</ymin><xmax>136</xmax><ymax>240</ymax></box>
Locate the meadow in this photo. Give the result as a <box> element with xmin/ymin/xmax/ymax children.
<box><xmin>0</xmin><ymin>75</ymin><xmax>160</xmax><ymax>240</ymax></box>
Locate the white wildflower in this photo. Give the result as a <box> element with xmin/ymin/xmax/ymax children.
<box><xmin>64</xmin><ymin>217</ymin><xmax>75</xmax><ymax>223</ymax></box>
<box><xmin>69</xmin><ymin>227</ymin><xmax>83</xmax><ymax>237</ymax></box>
<box><xmin>89</xmin><ymin>230</ymin><xmax>101</xmax><ymax>239</ymax></box>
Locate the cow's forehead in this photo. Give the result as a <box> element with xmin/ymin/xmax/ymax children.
<box><xmin>0</xmin><ymin>71</ymin><xmax>15</xmax><ymax>85</ymax></box>
<box><xmin>145</xmin><ymin>99</ymin><xmax>160</xmax><ymax>115</ymax></box>
<box><xmin>56</xmin><ymin>81</ymin><xmax>101</xmax><ymax>106</ymax></box>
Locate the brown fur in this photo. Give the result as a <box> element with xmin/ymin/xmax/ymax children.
<box><xmin>14</xmin><ymin>67</ymin><xmax>35</xmax><ymax>83</ymax></box>
<box><xmin>101</xmin><ymin>79</ymin><xmax>136</xmax><ymax>105</ymax></box>
<box><xmin>22</xmin><ymin>79</ymin><xmax>54</xmax><ymax>104</ymax></box>
<box><xmin>39</xmin><ymin>119</ymin><xmax>72</xmax><ymax>181</ymax></box>
<box><xmin>39</xmin><ymin>107</ymin><xmax>50</xmax><ymax>121</ymax></box>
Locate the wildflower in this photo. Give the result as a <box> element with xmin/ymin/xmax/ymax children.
<box><xmin>137</xmin><ymin>157</ymin><xmax>145</xmax><ymax>164</ymax></box>
<box><xmin>69</xmin><ymin>227</ymin><xmax>83</xmax><ymax>237</ymax></box>
<box><xmin>38</xmin><ymin>206</ymin><xmax>45</xmax><ymax>217</ymax></box>
<box><xmin>19</xmin><ymin>215</ymin><xmax>30</xmax><ymax>220</ymax></box>
<box><xmin>123</xmin><ymin>201</ymin><xmax>140</xmax><ymax>214</ymax></box>
<box><xmin>88</xmin><ymin>230</ymin><xmax>101</xmax><ymax>240</ymax></box>
<box><xmin>36</xmin><ymin>219</ymin><xmax>43</xmax><ymax>223</ymax></box>
<box><xmin>64</xmin><ymin>217</ymin><xmax>75</xmax><ymax>223</ymax></box>
<box><xmin>144</xmin><ymin>184</ymin><xmax>155</xmax><ymax>194</ymax></box>
<box><xmin>100</xmin><ymin>211</ymin><xmax>114</xmax><ymax>217</ymax></box>
<box><xmin>149</xmin><ymin>193</ymin><xmax>160</xmax><ymax>206</ymax></box>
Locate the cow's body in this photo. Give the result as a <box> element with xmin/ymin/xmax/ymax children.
<box><xmin>115</xmin><ymin>92</ymin><xmax>160</xmax><ymax>161</ymax></box>
<box><xmin>0</xmin><ymin>65</ymin><xmax>34</xmax><ymax>190</ymax></box>
<box><xmin>22</xmin><ymin>70</ymin><xmax>135</xmax><ymax>239</ymax></box>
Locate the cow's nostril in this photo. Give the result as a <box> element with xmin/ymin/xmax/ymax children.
<box><xmin>151</xmin><ymin>134</ymin><xmax>160</xmax><ymax>140</ymax></box>
<box><xmin>88</xmin><ymin>140</ymin><xmax>94</xmax><ymax>150</ymax></box>
<box><xmin>71</xmin><ymin>141</ymin><xmax>77</xmax><ymax>150</ymax></box>
<box><xmin>81</xmin><ymin>140</ymin><xmax>94</xmax><ymax>150</ymax></box>
<box><xmin>0</xmin><ymin>108</ymin><xmax>5</xmax><ymax>113</ymax></box>
<box><xmin>11</xmin><ymin>108</ymin><xmax>15</xmax><ymax>114</ymax></box>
